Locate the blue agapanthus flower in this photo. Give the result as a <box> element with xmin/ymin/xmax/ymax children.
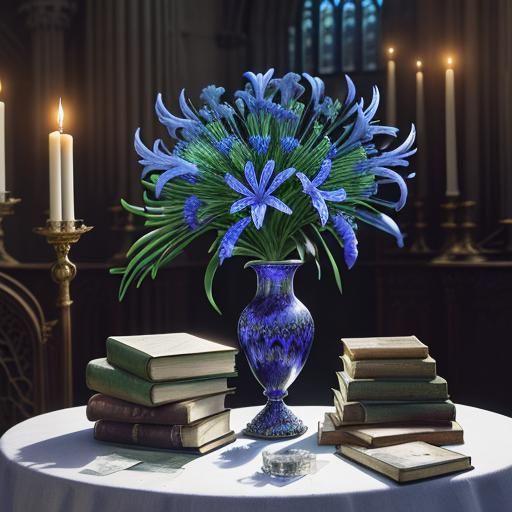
<box><xmin>332</xmin><ymin>213</ymin><xmax>358</xmax><ymax>269</ymax></box>
<box><xmin>225</xmin><ymin>160</ymin><xmax>295</xmax><ymax>229</ymax></box>
<box><xmin>183</xmin><ymin>195</ymin><xmax>203</xmax><ymax>230</ymax></box>
<box><xmin>219</xmin><ymin>216</ymin><xmax>252</xmax><ymax>264</ymax></box>
<box><xmin>249</xmin><ymin>135</ymin><xmax>271</xmax><ymax>155</ymax></box>
<box><xmin>215</xmin><ymin>136</ymin><xmax>235</xmax><ymax>156</ymax></box>
<box><xmin>280</xmin><ymin>136</ymin><xmax>299</xmax><ymax>153</ymax></box>
<box><xmin>296</xmin><ymin>159</ymin><xmax>347</xmax><ymax>225</ymax></box>
<box><xmin>271</xmin><ymin>72</ymin><xmax>305</xmax><ymax>106</ymax></box>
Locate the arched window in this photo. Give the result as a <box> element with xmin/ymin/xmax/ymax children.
<box><xmin>293</xmin><ymin>0</ymin><xmax>383</xmax><ymax>74</ymax></box>
<box><xmin>301</xmin><ymin>0</ymin><xmax>314</xmax><ymax>73</ymax></box>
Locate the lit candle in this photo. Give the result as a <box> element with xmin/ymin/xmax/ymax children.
<box><xmin>386</xmin><ymin>47</ymin><xmax>396</xmax><ymax>126</ymax></box>
<box><xmin>415</xmin><ymin>60</ymin><xmax>427</xmax><ymax>196</ymax></box>
<box><xmin>0</xmin><ymin>81</ymin><xmax>5</xmax><ymax>199</ymax></box>
<box><xmin>49</xmin><ymin>100</ymin><xmax>62</xmax><ymax>221</ymax></box>
<box><xmin>59</xmin><ymin>101</ymin><xmax>75</xmax><ymax>221</ymax></box>
<box><xmin>445</xmin><ymin>56</ymin><xmax>459</xmax><ymax>197</ymax></box>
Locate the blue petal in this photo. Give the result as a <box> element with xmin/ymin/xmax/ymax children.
<box><xmin>155</xmin><ymin>93</ymin><xmax>201</xmax><ymax>140</ymax></box>
<box><xmin>320</xmin><ymin>188</ymin><xmax>347</xmax><ymax>202</ymax></box>
<box><xmin>312</xmin><ymin>159</ymin><xmax>332</xmax><ymax>187</ymax></box>
<box><xmin>332</xmin><ymin>213</ymin><xmax>358</xmax><ymax>269</ymax></box>
<box><xmin>183</xmin><ymin>195</ymin><xmax>203</xmax><ymax>230</ymax></box>
<box><xmin>355</xmin><ymin>209</ymin><xmax>404</xmax><ymax>247</ymax></box>
<box><xmin>178</xmin><ymin>89</ymin><xmax>200</xmax><ymax>121</ymax></box>
<box><xmin>266</xmin><ymin>167</ymin><xmax>296</xmax><ymax>195</ymax></box>
<box><xmin>296</xmin><ymin>172</ymin><xmax>312</xmax><ymax>191</ymax></box>
<box><xmin>225</xmin><ymin>173</ymin><xmax>252</xmax><ymax>197</ymax></box>
<box><xmin>259</xmin><ymin>160</ymin><xmax>275</xmax><ymax>191</ymax></box>
<box><xmin>371</xmin><ymin>167</ymin><xmax>408</xmax><ymax>210</ymax></box>
<box><xmin>243</xmin><ymin>69</ymin><xmax>275</xmax><ymax>101</ymax></box>
<box><xmin>265</xmin><ymin>195</ymin><xmax>292</xmax><ymax>215</ymax></box>
<box><xmin>344</xmin><ymin>75</ymin><xmax>356</xmax><ymax>106</ymax></box>
<box><xmin>302</xmin><ymin>73</ymin><xmax>325</xmax><ymax>110</ymax></box>
<box><xmin>251</xmin><ymin>203</ymin><xmax>267</xmax><ymax>229</ymax></box>
<box><xmin>310</xmin><ymin>189</ymin><xmax>329</xmax><ymax>225</ymax></box>
<box><xmin>271</xmin><ymin>72</ymin><xmax>305</xmax><ymax>105</ymax></box>
<box><xmin>219</xmin><ymin>217</ymin><xmax>252</xmax><ymax>264</ymax></box>
<box><xmin>230</xmin><ymin>196</ymin><xmax>254</xmax><ymax>214</ymax></box>
<box><xmin>155</xmin><ymin>168</ymin><xmax>194</xmax><ymax>197</ymax></box>
<box><xmin>244</xmin><ymin>161</ymin><xmax>258</xmax><ymax>192</ymax></box>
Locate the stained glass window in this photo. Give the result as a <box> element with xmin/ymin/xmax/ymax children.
<box><xmin>301</xmin><ymin>0</ymin><xmax>314</xmax><ymax>72</ymax></box>
<box><xmin>290</xmin><ymin>0</ymin><xmax>383</xmax><ymax>74</ymax></box>
<box><xmin>318</xmin><ymin>0</ymin><xmax>336</xmax><ymax>74</ymax></box>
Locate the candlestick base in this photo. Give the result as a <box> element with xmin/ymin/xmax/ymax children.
<box><xmin>34</xmin><ymin>219</ymin><xmax>93</xmax><ymax>407</ymax></box>
<box><xmin>0</xmin><ymin>192</ymin><xmax>22</xmax><ymax>266</ymax></box>
<box><xmin>432</xmin><ymin>200</ymin><xmax>486</xmax><ymax>264</ymax></box>
<box><xmin>407</xmin><ymin>200</ymin><xmax>432</xmax><ymax>255</ymax></box>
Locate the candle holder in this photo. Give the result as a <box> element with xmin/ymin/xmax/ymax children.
<box><xmin>408</xmin><ymin>200</ymin><xmax>432</xmax><ymax>255</ymax></box>
<box><xmin>0</xmin><ymin>192</ymin><xmax>21</xmax><ymax>265</ymax></box>
<box><xmin>432</xmin><ymin>201</ymin><xmax>459</xmax><ymax>263</ymax></box>
<box><xmin>433</xmin><ymin>200</ymin><xmax>486</xmax><ymax>263</ymax></box>
<box><xmin>34</xmin><ymin>219</ymin><xmax>93</xmax><ymax>407</ymax></box>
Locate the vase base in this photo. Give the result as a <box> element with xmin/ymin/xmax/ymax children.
<box><xmin>242</xmin><ymin>400</ymin><xmax>307</xmax><ymax>439</ymax></box>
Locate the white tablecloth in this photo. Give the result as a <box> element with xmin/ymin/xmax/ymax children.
<box><xmin>1</xmin><ymin>404</ymin><xmax>511</xmax><ymax>512</ymax></box>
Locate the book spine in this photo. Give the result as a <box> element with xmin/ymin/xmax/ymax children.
<box><xmin>347</xmin><ymin>380</ymin><xmax>448</xmax><ymax>402</ymax></box>
<box><xmin>363</xmin><ymin>402</ymin><xmax>456</xmax><ymax>424</ymax></box>
<box><xmin>106</xmin><ymin>338</ymin><xmax>151</xmax><ymax>380</ymax></box>
<box><xmin>86</xmin><ymin>361</ymin><xmax>155</xmax><ymax>407</ymax></box>
<box><xmin>86</xmin><ymin>394</ymin><xmax>189</xmax><ymax>424</ymax></box>
<box><xmin>94</xmin><ymin>420</ymin><xmax>185</xmax><ymax>449</ymax></box>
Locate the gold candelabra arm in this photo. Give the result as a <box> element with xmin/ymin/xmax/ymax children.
<box><xmin>34</xmin><ymin>220</ymin><xmax>93</xmax><ymax>407</ymax></box>
<box><xmin>0</xmin><ymin>192</ymin><xmax>21</xmax><ymax>266</ymax></box>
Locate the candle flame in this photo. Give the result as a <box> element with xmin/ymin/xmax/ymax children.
<box><xmin>416</xmin><ymin>60</ymin><xmax>422</xmax><ymax>69</ymax></box>
<box><xmin>58</xmin><ymin>97</ymin><xmax>64</xmax><ymax>132</ymax></box>
<box><xmin>447</xmin><ymin>56</ymin><xmax>453</xmax><ymax>67</ymax></box>
<box><xmin>387</xmin><ymin>47</ymin><xmax>395</xmax><ymax>57</ymax></box>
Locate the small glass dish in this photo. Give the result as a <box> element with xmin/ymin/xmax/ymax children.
<box><xmin>262</xmin><ymin>448</ymin><xmax>317</xmax><ymax>477</ymax></box>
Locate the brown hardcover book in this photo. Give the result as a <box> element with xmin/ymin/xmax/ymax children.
<box><xmin>317</xmin><ymin>413</ymin><xmax>365</xmax><ymax>446</ymax></box>
<box><xmin>86</xmin><ymin>390</ymin><xmax>234</xmax><ymax>425</ymax></box>
<box><xmin>333</xmin><ymin>389</ymin><xmax>456</xmax><ymax>425</ymax></box>
<box><xmin>337</xmin><ymin>441</ymin><xmax>473</xmax><ymax>483</ymax></box>
<box><xmin>94</xmin><ymin>410</ymin><xmax>230</xmax><ymax>449</ymax></box>
<box><xmin>346</xmin><ymin>421</ymin><xmax>464</xmax><ymax>448</ymax></box>
<box><xmin>341</xmin><ymin>354</ymin><xmax>436</xmax><ymax>380</ymax></box>
<box><xmin>342</xmin><ymin>336</ymin><xmax>428</xmax><ymax>360</ymax></box>
<box><xmin>337</xmin><ymin>371</ymin><xmax>448</xmax><ymax>402</ymax></box>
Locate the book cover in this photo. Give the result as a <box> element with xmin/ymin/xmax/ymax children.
<box><xmin>94</xmin><ymin>410</ymin><xmax>230</xmax><ymax>448</ymax></box>
<box><xmin>337</xmin><ymin>441</ymin><xmax>472</xmax><ymax>483</ymax></box>
<box><xmin>341</xmin><ymin>354</ymin><xmax>436</xmax><ymax>380</ymax></box>
<box><xmin>342</xmin><ymin>336</ymin><xmax>428</xmax><ymax>360</ymax></box>
<box><xmin>337</xmin><ymin>371</ymin><xmax>448</xmax><ymax>402</ymax></box>
<box><xmin>347</xmin><ymin>421</ymin><xmax>463</xmax><ymax>447</ymax></box>
<box><xmin>86</xmin><ymin>358</ymin><xmax>236</xmax><ymax>407</ymax></box>
<box><xmin>86</xmin><ymin>390</ymin><xmax>234</xmax><ymax>424</ymax></box>
<box><xmin>333</xmin><ymin>389</ymin><xmax>456</xmax><ymax>425</ymax></box>
<box><xmin>106</xmin><ymin>332</ymin><xmax>237</xmax><ymax>382</ymax></box>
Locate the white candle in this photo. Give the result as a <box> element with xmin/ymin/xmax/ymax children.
<box><xmin>445</xmin><ymin>57</ymin><xmax>459</xmax><ymax>197</ymax></box>
<box><xmin>0</xmin><ymin>81</ymin><xmax>5</xmax><ymax>198</ymax></box>
<box><xmin>61</xmin><ymin>133</ymin><xmax>75</xmax><ymax>221</ymax></box>
<box><xmin>49</xmin><ymin>130</ymin><xmax>62</xmax><ymax>221</ymax></box>
<box><xmin>415</xmin><ymin>60</ymin><xmax>427</xmax><ymax>195</ymax></box>
<box><xmin>386</xmin><ymin>47</ymin><xmax>396</xmax><ymax>126</ymax></box>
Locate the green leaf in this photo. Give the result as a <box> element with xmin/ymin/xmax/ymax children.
<box><xmin>311</xmin><ymin>225</ymin><xmax>343</xmax><ymax>293</ymax></box>
<box><xmin>204</xmin><ymin>250</ymin><xmax>222</xmax><ymax>315</ymax></box>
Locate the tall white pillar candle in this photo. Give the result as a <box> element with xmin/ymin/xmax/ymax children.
<box><xmin>445</xmin><ymin>58</ymin><xmax>459</xmax><ymax>197</ymax></box>
<box><xmin>49</xmin><ymin>131</ymin><xmax>62</xmax><ymax>221</ymax></box>
<box><xmin>415</xmin><ymin>60</ymin><xmax>427</xmax><ymax>196</ymax></box>
<box><xmin>61</xmin><ymin>133</ymin><xmax>74</xmax><ymax>221</ymax></box>
<box><xmin>386</xmin><ymin>48</ymin><xmax>396</xmax><ymax>126</ymax></box>
<box><xmin>0</xmin><ymin>81</ymin><xmax>5</xmax><ymax>197</ymax></box>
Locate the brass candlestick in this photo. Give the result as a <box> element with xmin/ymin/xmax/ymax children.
<box><xmin>457</xmin><ymin>201</ymin><xmax>485</xmax><ymax>262</ymax></box>
<box><xmin>0</xmin><ymin>192</ymin><xmax>21</xmax><ymax>265</ymax></box>
<box><xmin>408</xmin><ymin>200</ymin><xmax>432</xmax><ymax>255</ymax></box>
<box><xmin>34</xmin><ymin>220</ymin><xmax>92</xmax><ymax>407</ymax></box>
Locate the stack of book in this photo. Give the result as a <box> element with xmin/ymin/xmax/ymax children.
<box><xmin>86</xmin><ymin>332</ymin><xmax>238</xmax><ymax>454</ymax></box>
<box><xmin>318</xmin><ymin>335</ymin><xmax>472</xmax><ymax>482</ymax></box>
<box><xmin>319</xmin><ymin>335</ymin><xmax>462</xmax><ymax>448</ymax></box>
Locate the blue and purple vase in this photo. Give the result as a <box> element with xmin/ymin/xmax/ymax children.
<box><xmin>238</xmin><ymin>260</ymin><xmax>314</xmax><ymax>439</ymax></box>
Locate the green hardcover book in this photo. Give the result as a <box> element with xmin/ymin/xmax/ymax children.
<box><xmin>336</xmin><ymin>371</ymin><xmax>449</xmax><ymax>402</ymax></box>
<box><xmin>86</xmin><ymin>358</ymin><xmax>237</xmax><ymax>407</ymax></box>
<box><xmin>333</xmin><ymin>389</ymin><xmax>456</xmax><ymax>425</ymax></box>
<box><xmin>106</xmin><ymin>332</ymin><xmax>237</xmax><ymax>382</ymax></box>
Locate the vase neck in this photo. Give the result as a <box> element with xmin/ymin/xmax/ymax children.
<box><xmin>250</xmin><ymin>262</ymin><xmax>300</xmax><ymax>297</ymax></box>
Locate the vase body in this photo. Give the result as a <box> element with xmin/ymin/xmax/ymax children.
<box><xmin>237</xmin><ymin>260</ymin><xmax>314</xmax><ymax>438</ymax></box>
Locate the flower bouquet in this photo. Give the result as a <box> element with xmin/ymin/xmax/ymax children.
<box><xmin>113</xmin><ymin>69</ymin><xmax>415</xmax><ymax>438</ymax></box>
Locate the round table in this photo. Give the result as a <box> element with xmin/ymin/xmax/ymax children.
<box><xmin>1</xmin><ymin>404</ymin><xmax>512</xmax><ymax>512</ymax></box>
